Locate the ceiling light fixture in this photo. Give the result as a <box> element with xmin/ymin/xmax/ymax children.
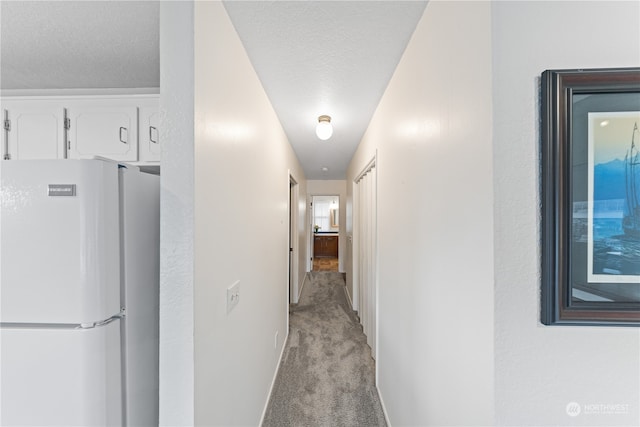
<box><xmin>316</xmin><ymin>115</ymin><xmax>333</xmax><ymax>140</ymax></box>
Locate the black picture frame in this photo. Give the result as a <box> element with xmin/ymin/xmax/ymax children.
<box><xmin>541</xmin><ymin>67</ymin><xmax>640</xmax><ymax>326</ymax></box>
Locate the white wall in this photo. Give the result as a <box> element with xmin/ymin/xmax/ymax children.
<box><xmin>492</xmin><ymin>2</ymin><xmax>640</xmax><ymax>425</ymax></box>
<box><xmin>346</xmin><ymin>1</ymin><xmax>494</xmax><ymax>425</ymax></box>
<box><xmin>158</xmin><ymin>2</ymin><xmax>194</xmax><ymax>425</ymax></box>
<box><xmin>308</xmin><ymin>180</ymin><xmax>347</xmax><ymax>273</ymax></box>
<box><xmin>160</xmin><ymin>2</ymin><xmax>307</xmax><ymax>425</ymax></box>
<box><xmin>193</xmin><ymin>2</ymin><xmax>307</xmax><ymax>425</ymax></box>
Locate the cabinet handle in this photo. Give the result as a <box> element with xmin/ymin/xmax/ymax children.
<box><xmin>149</xmin><ymin>126</ymin><xmax>158</xmax><ymax>144</ymax></box>
<box><xmin>119</xmin><ymin>127</ymin><xmax>128</xmax><ymax>144</ymax></box>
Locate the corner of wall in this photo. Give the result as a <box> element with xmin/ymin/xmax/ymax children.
<box><xmin>158</xmin><ymin>1</ymin><xmax>195</xmax><ymax>426</ymax></box>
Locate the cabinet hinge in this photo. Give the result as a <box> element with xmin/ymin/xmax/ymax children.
<box><xmin>64</xmin><ymin>118</ymin><xmax>71</xmax><ymax>130</ymax></box>
<box><xmin>3</xmin><ymin>119</ymin><xmax>10</xmax><ymax>132</ymax></box>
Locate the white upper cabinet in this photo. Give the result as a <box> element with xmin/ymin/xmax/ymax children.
<box><xmin>2</xmin><ymin>102</ymin><xmax>66</xmax><ymax>160</ymax></box>
<box><xmin>1</xmin><ymin>95</ymin><xmax>159</xmax><ymax>164</ymax></box>
<box><xmin>139</xmin><ymin>104</ymin><xmax>160</xmax><ymax>163</ymax></box>
<box><xmin>67</xmin><ymin>103</ymin><xmax>138</xmax><ymax>162</ymax></box>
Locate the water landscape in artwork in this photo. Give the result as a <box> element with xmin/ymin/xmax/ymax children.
<box><xmin>587</xmin><ymin>112</ymin><xmax>640</xmax><ymax>284</ymax></box>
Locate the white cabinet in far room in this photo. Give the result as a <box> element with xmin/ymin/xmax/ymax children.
<box><xmin>67</xmin><ymin>105</ymin><xmax>138</xmax><ymax>162</ymax></box>
<box><xmin>3</xmin><ymin>104</ymin><xmax>65</xmax><ymax>160</ymax></box>
<box><xmin>139</xmin><ymin>106</ymin><xmax>160</xmax><ymax>163</ymax></box>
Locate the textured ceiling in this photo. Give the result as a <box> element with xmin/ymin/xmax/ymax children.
<box><xmin>224</xmin><ymin>1</ymin><xmax>427</xmax><ymax>179</ymax></box>
<box><xmin>1</xmin><ymin>1</ymin><xmax>159</xmax><ymax>89</ymax></box>
<box><xmin>0</xmin><ymin>0</ymin><xmax>427</xmax><ymax>180</ymax></box>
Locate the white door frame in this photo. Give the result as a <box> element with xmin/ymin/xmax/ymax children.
<box><xmin>309</xmin><ymin>193</ymin><xmax>341</xmax><ymax>271</ymax></box>
<box><xmin>288</xmin><ymin>173</ymin><xmax>300</xmax><ymax>304</ymax></box>
<box><xmin>353</xmin><ymin>155</ymin><xmax>378</xmax><ymax>362</ymax></box>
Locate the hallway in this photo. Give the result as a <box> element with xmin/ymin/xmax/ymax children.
<box><xmin>155</xmin><ymin>1</ymin><xmax>640</xmax><ymax>425</ymax></box>
<box><xmin>263</xmin><ymin>272</ymin><xmax>385</xmax><ymax>426</ymax></box>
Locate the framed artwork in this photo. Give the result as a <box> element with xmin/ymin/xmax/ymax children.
<box><xmin>541</xmin><ymin>68</ymin><xmax>640</xmax><ymax>326</ymax></box>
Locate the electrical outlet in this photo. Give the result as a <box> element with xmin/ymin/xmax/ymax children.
<box><xmin>227</xmin><ymin>281</ymin><xmax>240</xmax><ymax>314</ymax></box>
<box><xmin>274</xmin><ymin>331</ymin><xmax>279</xmax><ymax>349</ymax></box>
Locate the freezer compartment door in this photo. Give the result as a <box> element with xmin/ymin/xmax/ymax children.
<box><xmin>1</xmin><ymin>159</ymin><xmax>120</xmax><ymax>324</ymax></box>
<box><xmin>0</xmin><ymin>321</ymin><xmax>122</xmax><ymax>426</ymax></box>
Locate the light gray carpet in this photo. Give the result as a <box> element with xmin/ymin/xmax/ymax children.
<box><xmin>263</xmin><ymin>271</ymin><xmax>387</xmax><ymax>427</ymax></box>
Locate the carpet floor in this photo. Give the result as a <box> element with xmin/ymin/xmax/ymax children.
<box><xmin>262</xmin><ymin>272</ymin><xmax>386</xmax><ymax>427</ymax></box>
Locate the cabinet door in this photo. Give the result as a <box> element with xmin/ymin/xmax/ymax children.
<box><xmin>139</xmin><ymin>106</ymin><xmax>160</xmax><ymax>162</ymax></box>
<box><xmin>314</xmin><ymin>236</ymin><xmax>323</xmax><ymax>257</ymax></box>
<box><xmin>4</xmin><ymin>104</ymin><xmax>65</xmax><ymax>160</ymax></box>
<box><xmin>325</xmin><ymin>236</ymin><xmax>338</xmax><ymax>257</ymax></box>
<box><xmin>67</xmin><ymin>105</ymin><xmax>138</xmax><ymax>162</ymax></box>
<box><xmin>2</xmin><ymin>109</ymin><xmax>7</xmax><ymax>160</ymax></box>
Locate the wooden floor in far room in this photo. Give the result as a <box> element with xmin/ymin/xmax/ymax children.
<box><xmin>313</xmin><ymin>257</ymin><xmax>339</xmax><ymax>272</ymax></box>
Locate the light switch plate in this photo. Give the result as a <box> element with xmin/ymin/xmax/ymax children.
<box><xmin>227</xmin><ymin>281</ymin><xmax>240</xmax><ymax>314</ymax></box>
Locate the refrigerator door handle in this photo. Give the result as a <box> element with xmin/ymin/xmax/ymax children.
<box><xmin>119</xmin><ymin>127</ymin><xmax>128</xmax><ymax>144</ymax></box>
<box><xmin>78</xmin><ymin>310</ymin><xmax>124</xmax><ymax>329</ymax></box>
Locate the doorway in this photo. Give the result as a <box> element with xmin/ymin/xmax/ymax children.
<box><xmin>311</xmin><ymin>195</ymin><xmax>339</xmax><ymax>272</ymax></box>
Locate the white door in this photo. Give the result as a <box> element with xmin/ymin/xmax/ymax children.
<box><xmin>0</xmin><ymin>160</ymin><xmax>121</xmax><ymax>324</ymax></box>
<box><xmin>139</xmin><ymin>106</ymin><xmax>160</xmax><ymax>162</ymax></box>
<box><xmin>67</xmin><ymin>104</ymin><xmax>138</xmax><ymax>162</ymax></box>
<box><xmin>355</xmin><ymin>160</ymin><xmax>377</xmax><ymax>359</ymax></box>
<box><xmin>4</xmin><ymin>103</ymin><xmax>65</xmax><ymax>159</ymax></box>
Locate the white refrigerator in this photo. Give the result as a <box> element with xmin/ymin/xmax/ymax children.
<box><xmin>0</xmin><ymin>159</ymin><xmax>160</xmax><ymax>426</ymax></box>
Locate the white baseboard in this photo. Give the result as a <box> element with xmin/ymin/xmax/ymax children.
<box><xmin>343</xmin><ymin>283</ymin><xmax>354</xmax><ymax>310</ymax></box>
<box><xmin>376</xmin><ymin>383</ymin><xmax>392</xmax><ymax>427</ymax></box>
<box><xmin>298</xmin><ymin>272</ymin><xmax>309</xmax><ymax>302</ymax></box>
<box><xmin>258</xmin><ymin>328</ymin><xmax>289</xmax><ymax>426</ymax></box>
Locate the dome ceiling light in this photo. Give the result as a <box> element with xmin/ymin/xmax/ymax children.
<box><xmin>315</xmin><ymin>115</ymin><xmax>333</xmax><ymax>140</ymax></box>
